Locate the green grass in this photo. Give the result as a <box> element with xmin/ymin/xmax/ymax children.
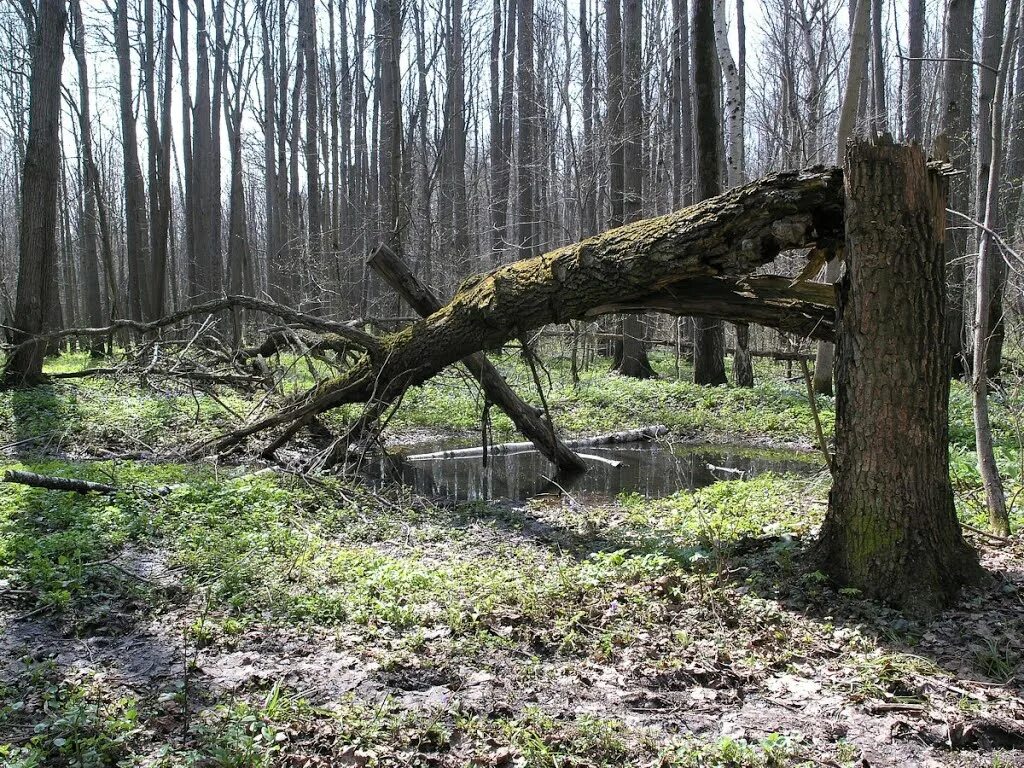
<box><xmin>0</xmin><ymin>349</ymin><xmax>1021</xmax><ymax>765</ymax></box>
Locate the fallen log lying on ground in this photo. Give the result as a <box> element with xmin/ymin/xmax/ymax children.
<box><xmin>4</xmin><ymin>470</ymin><xmax>117</xmax><ymax>494</ymax></box>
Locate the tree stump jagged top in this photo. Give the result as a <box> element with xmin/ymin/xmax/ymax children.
<box><xmin>817</xmin><ymin>139</ymin><xmax>981</xmax><ymax>617</ymax></box>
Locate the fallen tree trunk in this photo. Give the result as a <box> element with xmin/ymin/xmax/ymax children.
<box><xmin>4</xmin><ymin>470</ymin><xmax>117</xmax><ymax>495</ymax></box>
<box><xmin>369</xmin><ymin>245</ymin><xmax>587</xmax><ymax>474</ymax></box>
<box><xmin>404</xmin><ymin>425</ymin><xmax>669</xmax><ymax>462</ymax></box>
<box><xmin>201</xmin><ymin>167</ymin><xmax>843</xmax><ymax>454</ymax></box>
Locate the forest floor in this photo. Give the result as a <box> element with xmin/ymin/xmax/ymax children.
<box><xmin>0</xmin><ymin>351</ymin><xmax>1022</xmax><ymax>767</ymax></box>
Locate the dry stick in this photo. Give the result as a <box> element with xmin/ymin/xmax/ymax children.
<box><xmin>1</xmin><ymin>294</ymin><xmax>380</xmax><ymax>355</ymax></box>
<box><xmin>800</xmin><ymin>358</ymin><xmax>833</xmax><ymax>471</ymax></box>
<box><xmin>3</xmin><ymin>470</ymin><xmax>117</xmax><ymax>494</ymax></box>
<box><xmin>960</xmin><ymin>521</ymin><xmax>1010</xmax><ymax>544</ymax></box>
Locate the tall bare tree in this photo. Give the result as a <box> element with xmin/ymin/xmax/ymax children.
<box><xmin>939</xmin><ymin>0</ymin><xmax>976</xmax><ymax>377</ymax></box>
<box><xmin>692</xmin><ymin>0</ymin><xmax>727</xmax><ymax>385</ymax></box>
<box><xmin>114</xmin><ymin>0</ymin><xmax>152</xmax><ymax>320</ymax></box>
<box><xmin>3</xmin><ymin>0</ymin><xmax>65</xmax><ymax>386</ymax></box>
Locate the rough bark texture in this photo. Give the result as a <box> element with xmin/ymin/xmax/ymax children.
<box><xmin>940</xmin><ymin>0</ymin><xmax>976</xmax><ymax>377</ymax></box>
<box><xmin>68</xmin><ymin>0</ymin><xmax>106</xmax><ymax>354</ymax></box>
<box><xmin>692</xmin><ymin>0</ymin><xmax>727</xmax><ymax>385</ymax></box>
<box><xmin>813</xmin><ymin>0</ymin><xmax>871</xmax><ymax>395</ymax></box>
<box><xmin>115</xmin><ymin>0</ymin><xmax>152</xmax><ymax>321</ymax></box>
<box><xmin>368</xmin><ymin>246</ymin><xmax>586</xmax><ymax>473</ymax></box>
<box><xmin>614</xmin><ymin>0</ymin><xmax>655</xmax><ymax>379</ymax></box>
<box><xmin>816</xmin><ymin>140</ymin><xmax>980</xmax><ymax>617</ymax></box>
<box><xmin>3</xmin><ymin>0</ymin><xmax>65</xmax><ymax>386</ymax></box>
<box><xmin>906</xmin><ymin>0</ymin><xmax>924</xmax><ymax>143</ymax></box>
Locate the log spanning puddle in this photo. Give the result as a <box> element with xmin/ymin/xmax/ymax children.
<box><xmin>362</xmin><ymin>439</ymin><xmax>821</xmax><ymax>503</ymax></box>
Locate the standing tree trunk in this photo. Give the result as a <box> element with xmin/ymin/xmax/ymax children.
<box><xmin>715</xmin><ymin>0</ymin><xmax>753</xmax><ymax>387</ymax></box>
<box><xmin>257</xmin><ymin>2</ymin><xmax>284</xmax><ymax>303</ymax></box>
<box><xmin>142</xmin><ymin>0</ymin><xmax>171</xmax><ymax>321</ymax></box>
<box><xmin>939</xmin><ymin>0</ymin><xmax>976</xmax><ymax>377</ymax></box>
<box><xmin>869</xmin><ymin>0</ymin><xmax>888</xmax><ymax>133</ymax></box>
<box><xmin>813</xmin><ymin>0</ymin><xmax>870</xmax><ymax>394</ymax></box>
<box><xmin>906</xmin><ymin>0</ymin><xmax>924</xmax><ymax>143</ymax></box>
<box><xmin>816</xmin><ymin>139</ymin><xmax>981</xmax><ymax>617</ymax></box>
<box><xmin>975</xmin><ymin>0</ymin><xmax>1009</xmax><ymax>379</ymax></box>
<box><xmin>614</xmin><ymin>0</ymin><xmax>655</xmax><ymax>379</ymax></box>
<box><xmin>300</xmin><ymin>0</ymin><xmax>322</xmax><ymax>280</ymax></box>
<box><xmin>972</xmin><ymin>0</ymin><xmax>1020</xmax><ymax>537</ymax></box>
<box><xmin>114</xmin><ymin>0</ymin><xmax>152</xmax><ymax>321</ymax></box>
<box><xmin>1005</xmin><ymin>11</ymin><xmax>1024</xmax><ymax>235</ymax></box>
<box><xmin>375</xmin><ymin>0</ymin><xmax>403</xmax><ymax>255</ymax></box>
<box><xmin>517</xmin><ymin>0</ymin><xmax>538</xmax><ymax>258</ymax></box>
<box><xmin>3</xmin><ymin>0</ymin><xmax>65</xmax><ymax>386</ymax></box>
<box><xmin>692</xmin><ymin>0</ymin><xmax>727</xmax><ymax>385</ymax></box>
<box><xmin>68</xmin><ymin>0</ymin><xmax>106</xmax><ymax>356</ymax></box>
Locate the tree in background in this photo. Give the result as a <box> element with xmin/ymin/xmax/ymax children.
<box><xmin>3</xmin><ymin>0</ymin><xmax>65</xmax><ymax>386</ymax></box>
<box><xmin>692</xmin><ymin>0</ymin><xmax>727</xmax><ymax>386</ymax></box>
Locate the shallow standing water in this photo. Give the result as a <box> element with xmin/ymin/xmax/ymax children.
<box><xmin>361</xmin><ymin>440</ymin><xmax>821</xmax><ymax>502</ymax></box>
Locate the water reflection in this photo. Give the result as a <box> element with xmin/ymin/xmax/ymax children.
<box><xmin>361</xmin><ymin>441</ymin><xmax>820</xmax><ymax>502</ymax></box>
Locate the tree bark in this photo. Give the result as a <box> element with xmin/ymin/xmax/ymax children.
<box><xmin>906</xmin><ymin>0</ymin><xmax>924</xmax><ymax>143</ymax></box>
<box><xmin>975</xmin><ymin>0</ymin><xmax>1009</xmax><ymax>379</ymax></box>
<box><xmin>940</xmin><ymin>0</ymin><xmax>976</xmax><ymax>377</ymax></box>
<box><xmin>614</xmin><ymin>0</ymin><xmax>655</xmax><ymax>379</ymax></box>
<box><xmin>68</xmin><ymin>0</ymin><xmax>106</xmax><ymax>356</ymax></box>
<box><xmin>692</xmin><ymin>0</ymin><xmax>727</xmax><ymax>385</ymax></box>
<box><xmin>3</xmin><ymin>0</ymin><xmax>65</xmax><ymax>386</ymax></box>
<box><xmin>114</xmin><ymin>0</ymin><xmax>152</xmax><ymax>321</ymax></box>
<box><xmin>816</xmin><ymin>139</ymin><xmax>980</xmax><ymax>617</ymax></box>
<box><xmin>813</xmin><ymin>0</ymin><xmax>871</xmax><ymax>395</ymax></box>
<box><xmin>972</xmin><ymin>0</ymin><xmax>1020</xmax><ymax>537</ymax></box>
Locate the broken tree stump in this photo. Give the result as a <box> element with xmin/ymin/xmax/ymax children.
<box><xmin>369</xmin><ymin>245</ymin><xmax>587</xmax><ymax>474</ymax></box>
<box><xmin>815</xmin><ymin>139</ymin><xmax>981</xmax><ymax>616</ymax></box>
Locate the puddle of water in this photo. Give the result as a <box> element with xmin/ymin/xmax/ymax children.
<box><xmin>359</xmin><ymin>441</ymin><xmax>821</xmax><ymax>502</ymax></box>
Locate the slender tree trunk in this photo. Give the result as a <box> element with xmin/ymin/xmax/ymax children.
<box><xmin>580</xmin><ymin>0</ymin><xmax>597</xmax><ymax>235</ymax></box>
<box><xmin>300</xmin><ymin>0</ymin><xmax>322</xmax><ymax>280</ymax></box>
<box><xmin>813</xmin><ymin>0</ymin><xmax>870</xmax><ymax>394</ymax></box>
<box><xmin>692</xmin><ymin>0</ymin><xmax>727</xmax><ymax>385</ymax></box>
<box><xmin>715</xmin><ymin>0</ymin><xmax>753</xmax><ymax>387</ymax></box>
<box><xmin>870</xmin><ymin>0</ymin><xmax>888</xmax><ymax>133</ymax></box>
<box><xmin>114</xmin><ymin>0</ymin><xmax>152</xmax><ymax>321</ymax></box>
<box><xmin>449</xmin><ymin>0</ymin><xmax>470</xmax><ymax>262</ymax></box>
<box><xmin>517</xmin><ymin>0</ymin><xmax>538</xmax><ymax>258</ymax></box>
<box><xmin>3</xmin><ymin>0</ymin><xmax>65</xmax><ymax>385</ymax></box>
<box><xmin>906</xmin><ymin>0</ymin><xmax>924</xmax><ymax>143</ymax></box>
<box><xmin>68</xmin><ymin>0</ymin><xmax>106</xmax><ymax>356</ymax></box>
<box><xmin>179</xmin><ymin>0</ymin><xmax>196</xmax><ymax>298</ymax></box>
<box><xmin>1005</xmin><ymin>12</ymin><xmax>1024</xmax><ymax>236</ymax></box>
<box><xmin>258</xmin><ymin>2</ymin><xmax>284</xmax><ymax>303</ymax></box>
<box><xmin>606</xmin><ymin>0</ymin><xmax>624</xmax><ymax>230</ymax></box>
<box><xmin>940</xmin><ymin>0</ymin><xmax>976</xmax><ymax>377</ymax></box>
<box><xmin>972</xmin><ymin>0</ymin><xmax>1020</xmax><ymax>536</ymax></box>
<box><xmin>975</xmin><ymin>0</ymin><xmax>1009</xmax><ymax>379</ymax></box>
<box><xmin>615</xmin><ymin>0</ymin><xmax>655</xmax><ymax>379</ymax></box>
<box><xmin>375</xmin><ymin>0</ymin><xmax>403</xmax><ymax>255</ymax></box>
<box><xmin>817</xmin><ymin>139</ymin><xmax>981</xmax><ymax>617</ymax></box>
